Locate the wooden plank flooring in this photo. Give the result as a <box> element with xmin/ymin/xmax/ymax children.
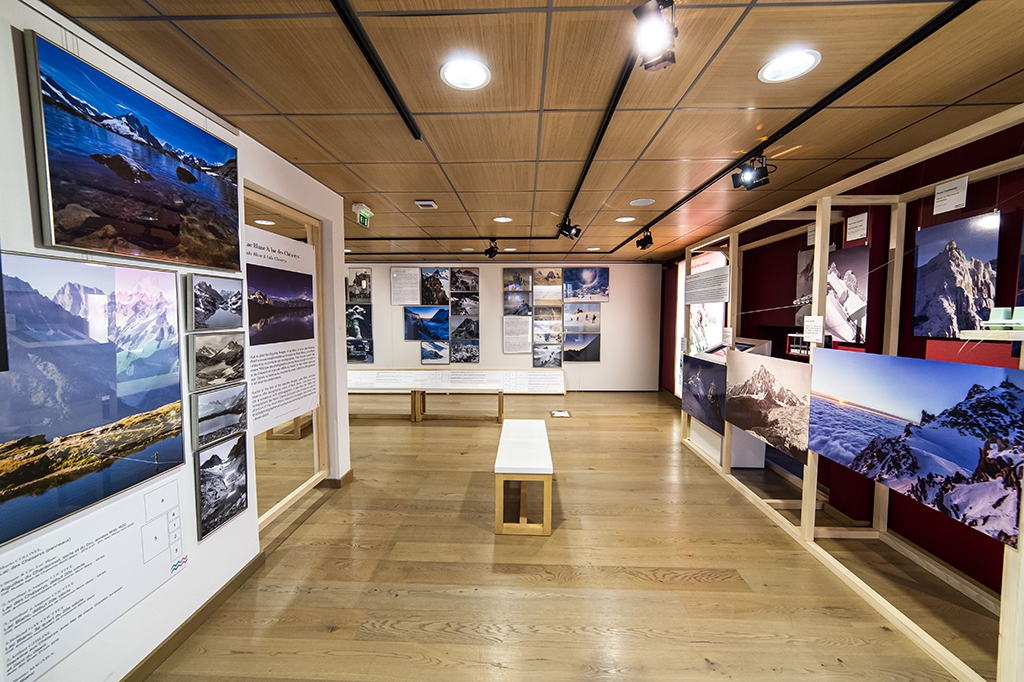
<box><xmin>149</xmin><ymin>392</ymin><xmax>968</xmax><ymax>681</ymax></box>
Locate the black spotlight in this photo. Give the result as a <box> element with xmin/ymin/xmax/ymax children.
<box><xmin>636</xmin><ymin>230</ymin><xmax>654</xmax><ymax>251</ymax></box>
<box><xmin>557</xmin><ymin>218</ymin><xmax>581</xmax><ymax>240</ymax></box>
<box><xmin>484</xmin><ymin>239</ymin><xmax>499</xmax><ymax>259</ymax></box>
<box><xmin>731</xmin><ymin>156</ymin><xmax>774</xmax><ymax>190</ymax></box>
<box><xmin>633</xmin><ymin>0</ymin><xmax>677</xmax><ymax>71</ymax></box>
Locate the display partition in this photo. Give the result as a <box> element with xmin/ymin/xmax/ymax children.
<box><xmin>677</xmin><ymin>103</ymin><xmax>1024</xmax><ymax>682</ymax></box>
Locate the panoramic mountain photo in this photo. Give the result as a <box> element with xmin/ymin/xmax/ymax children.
<box><xmin>810</xmin><ymin>348</ymin><xmax>1023</xmax><ymax>546</ymax></box>
<box><xmin>246</xmin><ymin>263</ymin><xmax>314</xmax><ymax>346</ymax></box>
<box><xmin>421</xmin><ymin>341</ymin><xmax>449</xmax><ymax>365</ymax></box>
<box><xmin>913</xmin><ymin>213</ymin><xmax>999</xmax><ymax>338</ymax></box>
<box><xmin>725</xmin><ymin>351</ymin><xmax>810</xmax><ymax>463</ymax></box>
<box><xmin>0</xmin><ymin>253</ymin><xmax>183</xmax><ymax>546</ymax></box>
<box><xmin>193</xmin><ymin>383</ymin><xmax>247</xmax><ymax>449</ymax></box>
<box><xmin>195</xmin><ymin>433</ymin><xmax>247</xmax><ymax>540</ymax></box>
<box><xmin>404</xmin><ymin>306</ymin><xmax>449</xmax><ymax>341</ymax></box>
<box><xmin>682</xmin><ymin>355</ymin><xmax>726</xmax><ymax>435</ymax></box>
<box><xmin>563</xmin><ymin>268</ymin><xmax>609</xmax><ymax>302</ymax></box>
<box><xmin>451</xmin><ymin>267</ymin><xmax>479</xmax><ymax>292</ymax></box>
<box><xmin>33</xmin><ymin>36</ymin><xmax>239</xmax><ymax>270</ymax></box>
<box><xmin>190</xmin><ymin>332</ymin><xmax>244</xmax><ymax>391</ymax></box>
<box><xmin>191</xmin><ymin>274</ymin><xmax>242</xmax><ymax>330</ymax></box>
<box><xmin>421</xmin><ymin>267</ymin><xmax>449</xmax><ymax>306</ymax></box>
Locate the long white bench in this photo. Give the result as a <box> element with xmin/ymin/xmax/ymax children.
<box><xmin>494</xmin><ymin>419</ymin><xmax>553</xmax><ymax>536</ymax></box>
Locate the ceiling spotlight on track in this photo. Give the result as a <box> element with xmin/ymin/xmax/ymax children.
<box><xmin>634</xmin><ymin>0</ymin><xmax>677</xmax><ymax>71</ymax></box>
<box><xmin>636</xmin><ymin>230</ymin><xmax>654</xmax><ymax>251</ymax></box>
<box><xmin>731</xmin><ymin>156</ymin><xmax>775</xmax><ymax>190</ymax></box>
<box><xmin>557</xmin><ymin>218</ymin><xmax>582</xmax><ymax>240</ymax></box>
<box><xmin>484</xmin><ymin>239</ymin><xmax>499</xmax><ymax>259</ymax></box>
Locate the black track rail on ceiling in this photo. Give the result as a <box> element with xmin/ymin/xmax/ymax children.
<box><xmin>330</xmin><ymin>0</ymin><xmax>422</xmax><ymax>140</ymax></box>
<box><xmin>610</xmin><ymin>0</ymin><xmax>983</xmax><ymax>254</ymax></box>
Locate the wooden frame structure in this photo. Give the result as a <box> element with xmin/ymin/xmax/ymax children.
<box><xmin>680</xmin><ymin>102</ymin><xmax>1024</xmax><ymax>682</ymax></box>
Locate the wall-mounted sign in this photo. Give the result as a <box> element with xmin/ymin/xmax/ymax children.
<box><xmin>934</xmin><ymin>176</ymin><xmax>968</xmax><ymax>215</ymax></box>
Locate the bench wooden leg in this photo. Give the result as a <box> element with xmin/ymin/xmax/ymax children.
<box><xmin>494</xmin><ymin>473</ymin><xmax>552</xmax><ymax>536</ymax></box>
<box><xmin>497</xmin><ymin>391</ymin><xmax>503</xmax><ymax>424</ymax></box>
<box><xmin>494</xmin><ymin>474</ymin><xmax>505</xmax><ymax>534</ymax></box>
<box><xmin>410</xmin><ymin>391</ymin><xmax>417</xmax><ymax>422</ymax></box>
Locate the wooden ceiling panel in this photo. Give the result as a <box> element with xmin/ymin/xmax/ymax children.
<box><xmin>228</xmin><ymin>115</ymin><xmax>334</xmax><ymax>163</ymax></box>
<box><xmin>683</xmin><ymin>190</ymin><xmax>761</xmax><ymax>212</ymax></box>
<box><xmin>618</xmin><ymin>8</ymin><xmax>747</xmax><ymax>110</ymax></box>
<box><xmin>963</xmin><ymin>70</ymin><xmax>1024</xmax><ymax>105</ymax></box>
<box><xmin>297</xmin><ymin>163</ymin><xmax>373</xmax><ymax>193</ymax></box>
<box><xmin>852</xmin><ymin>105</ymin><xmax>1012</xmax><ymax>159</ymax></box>
<box><xmin>87</xmin><ymin>21</ymin><xmax>274</xmax><ymax>115</ymax></box>
<box><xmin>737</xmin><ymin>189</ymin><xmax>810</xmax><ymax>214</ymax></box>
<box><xmin>617</xmin><ymin>159</ymin><xmax>731</xmax><ymax>192</ymax></box>
<box><xmin>782</xmin><ymin>158</ymin><xmax>883</xmax><ymax>192</ymax></box>
<box><xmin>545</xmin><ymin>10</ymin><xmax>635</xmax><ymax>110</ymax></box>
<box><xmin>348</xmin><ymin>212</ymin><xmax>417</xmax><ymax>229</ymax></box>
<box><xmin>344</xmin><ymin>226</ymin><xmax>379</xmax><ymax>240</ymax></box>
<box><xmin>580</xmin><ymin>160</ymin><xmax>634</xmax><ymax>192</ymax></box>
<box><xmin>595</xmin><ymin>110</ymin><xmax>670</xmax><ymax>161</ymax></box>
<box><xmin>353</xmin><ymin>0</ymin><xmax>545</xmax><ymax>10</ymax></box>
<box><xmin>47</xmin><ymin>0</ymin><xmax>156</xmax><ymax>16</ymax></box>
<box><xmin>684</xmin><ymin>4</ymin><xmax>947</xmax><ymax>108</ymax></box>
<box><xmin>533</xmin><ymin>191</ymin><xmax>608</xmax><ymax>213</ymax></box>
<box><xmin>363</xmin><ymin>13</ymin><xmax>545</xmax><ymax>113</ymax></box>
<box><xmin>380</xmin><ymin>192</ymin><xmax>462</xmax><ymax>212</ymax></box>
<box><xmin>348</xmin><ymin>222</ymin><xmax>426</xmax><ymax>238</ymax></box>
<box><xmin>421</xmin><ymin>227</ymin><xmax>482</xmax><ymax>239</ymax></box>
<box><xmin>290</xmin><ymin>115</ymin><xmax>434</xmax><ymax>163</ymax></box>
<box><xmin>345</xmin><ymin>163</ymin><xmax>452</xmax><ymax>192</ymax></box>
<box><xmin>833</xmin><ymin>0</ymin><xmax>1024</xmax><ymax>108</ymax></box>
<box><xmin>407</xmin><ymin>212</ymin><xmax>474</xmax><ymax>228</ymax></box>
<box><xmin>459</xmin><ymin>192</ymin><xmax>535</xmax><ymax>213</ymax></box>
<box><xmin>764</xmin><ymin>107</ymin><xmax>941</xmax><ymax>161</ymax></box>
<box><xmin>419</xmin><ymin>113</ymin><xmax>538</xmax><ymax>162</ymax></box>
<box><xmin>178</xmin><ymin>17</ymin><xmax>392</xmax><ymax>114</ymax></box>
<box><xmin>589</xmin><ymin>209</ymin><xmax>662</xmax><ymax>226</ymax></box>
<box><xmin>489</xmin><ymin>225</ymin><xmax>535</xmax><ymax>238</ymax></box>
<box><xmin>467</xmin><ymin>212</ymin><xmax>531</xmax><ymax>227</ymax></box>
<box><xmin>540</xmin><ymin>112</ymin><xmax>602</xmax><ymax>161</ymax></box>
<box><xmin>643</xmin><ymin>108</ymin><xmax>795</xmax><ymax>160</ymax></box>
<box><xmin>444</xmin><ymin>163</ymin><xmax>535</xmax><ymax>192</ymax></box>
<box><xmin>148</xmin><ymin>0</ymin><xmax>334</xmax><ymax>13</ymax></box>
<box><xmin>601</xmin><ymin>190</ymin><xmax>688</xmax><ymax>211</ymax></box>
<box><xmin>383</xmin><ymin>239</ymin><xmax>448</xmax><ymax>253</ymax></box>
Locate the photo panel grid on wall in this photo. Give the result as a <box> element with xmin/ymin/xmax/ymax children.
<box><xmin>346</xmin><ymin>270</ymin><xmax>373</xmax><ymax>363</ymax></box>
<box><xmin>531</xmin><ymin>268</ymin><xmax>562</xmax><ymax>367</ymax></box>
<box><xmin>449</xmin><ymin>268</ymin><xmax>477</xmax><ymax>362</ymax></box>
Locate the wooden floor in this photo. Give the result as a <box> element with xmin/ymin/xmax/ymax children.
<box><xmin>149</xmin><ymin>391</ymin><xmax>973</xmax><ymax>681</ymax></box>
<box><xmin>253</xmin><ymin>420</ymin><xmax>317</xmax><ymax>517</ymax></box>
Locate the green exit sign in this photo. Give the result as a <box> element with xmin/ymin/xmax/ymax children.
<box><xmin>357</xmin><ymin>212</ymin><xmax>370</xmax><ymax>227</ymax></box>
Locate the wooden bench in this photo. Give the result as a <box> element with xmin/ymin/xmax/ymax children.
<box><xmin>494</xmin><ymin>419</ymin><xmax>553</xmax><ymax>536</ymax></box>
<box><xmin>350</xmin><ymin>385</ymin><xmax>503</xmax><ymax>423</ymax></box>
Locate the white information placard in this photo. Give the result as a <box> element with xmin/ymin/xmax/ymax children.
<box><xmin>390</xmin><ymin>267</ymin><xmax>420</xmax><ymax>305</ymax></box>
<box><xmin>722</xmin><ymin>327</ymin><xmax>734</xmax><ymax>347</ymax></box>
<box><xmin>245</xmin><ymin>226</ymin><xmax>319</xmax><ymax>434</ymax></box>
<box><xmin>846</xmin><ymin>213</ymin><xmax>868</xmax><ymax>241</ymax></box>
<box><xmin>803</xmin><ymin>315</ymin><xmax>825</xmax><ymax>344</ymax></box>
<box><xmin>684</xmin><ymin>266</ymin><xmax>730</xmax><ymax>305</ymax></box>
<box><xmin>934</xmin><ymin>176</ymin><xmax>968</xmax><ymax>215</ymax></box>
<box><xmin>503</xmin><ymin>316</ymin><xmax>531</xmax><ymax>354</ymax></box>
<box><xmin>807</xmin><ymin>223</ymin><xmax>815</xmax><ymax>246</ymax></box>
<box><xmin>1</xmin><ymin>478</ymin><xmax>185</xmax><ymax>682</ymax></box>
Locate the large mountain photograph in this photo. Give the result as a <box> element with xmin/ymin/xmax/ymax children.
<box><xmin>246</xmin><ymin>263</ymin><xmax>315</xmax><ymax>346</ymax></box>
<box><xmin>810</xmin><ymin>349</ymin><xmax>1022</xmax><ymax>547</ymax></box>
<box><xmin>32</xmin><ymin>36</ymin><xmax>239</xmax><ymax>270</ymax></box>
<box><xmin>682</xmin><ymin>355</ymin><xmax>726</xmax><ymax>435</ymax></box>
<box><xmin>725</xmin><ymin>351</ymin><xmax>810</xmax><ymax>463</ymax></box>
<box><xmin>0</xmin><ymin>253</ymin><xmax>182</xmax><ymax>546</ymax></box>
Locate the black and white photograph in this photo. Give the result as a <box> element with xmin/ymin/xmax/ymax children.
<box><xmin>504</xmin><ymin>292</ymin><xmax>531</xmax><ymax>316</ymax></box>
<box><xmin>823</xmin><ymin>245</ymin><xmax>869</xmax><ymax>343</ymax></box>
<box><xmin>451</xmin><ymin>315</ymin><xmax>479</xmax><ymax>340</ymax></box>
<box><xmin>193</xmin><ymin>382</ymin><xmax>247</xmax><ymax>449</ymax></box>
<box><xmin>533</xmin><ymin>344</ymin><xmax>562</xmax><ymax>368</ymax></box>
<box><xmin>451</xmin><ymin>340</ymin><xmax>479</xmax><ymax>363</ymax></box>
<box><xmin>421</xmin><ymin>341</ymin><xmax>450</xmax><ymax>365</ymax></box>
<box><xmin>451</xmin><ymin>291</ymin><xmax>479</xmax><ymax>316</ymax></box>
<box><xmin>563</xmin><ymin>267</ymin><xmax>609</xmax><ymax>301</ymax></box>
<box><xmin>195</xmin><ymin>433</ymin><xmax>248</xmax><ymax>541</ymax></box>
<box><xmin>564</xmin><ymin>303</ymin><xmax>601</xmax><ymax>332</ymax></box>
<box><xmin>451</xmin><ymin>267</ymin><xmax>479</xmax><ymax>292</ymax></box>
<box><xmin>190</xmin><ymin>274</ymin><xmax>243</xmax><ymax>330</ymax></box>
<box><xmin>190</xmin><ymin>332</ymin><xmax>244</xmax><ymax>391</ymax></box>
<box><xmin>347</xmin><ymin>268</ymin><xmax>371</xmax><ymax>305</ymax></box>
<box><xmin>725</xmin><ymin>350</ymin><xmax>810</xmax><ymax>464</ymax></box>
<box><xmin>534</xmin><ymin>268</ymin><xmax>562</xmax><ymax>286</ymax></box>
<box><xmin>564</xmin><ymin>333</ymin><xmax>600</xmax><ymax>362</ymax></box>
<box><xmin>421</xmin><ymin>267</ymin><xmax>450</xmax><ymax>306</ymax></box>
<box><xmin>347</xmin><ymin>339</ymin><xmax>373</xmax><ymax>363</ymax></box>
<box><xmin>346</xmin><ymin>304</ymin><xmax>372</xmax><ymax>340</ymax></box>
<box><xmin>503</xmin><ymin>268</ymin><xmax>532</xmax><ymax>291</ymax></box>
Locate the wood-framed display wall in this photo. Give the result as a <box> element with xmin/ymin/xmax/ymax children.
<box><xmin>679</xmin><ymin>102</ymin><xmax>1024</xmax><ymax>682</ymax></box>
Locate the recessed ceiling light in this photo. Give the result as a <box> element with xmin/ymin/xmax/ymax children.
<box><xmin>440</xmin><ymin>58</ymin><xmax>491</xmax><ymax>90</ymax></box>
<box><xmin>461</xmin><ymin>247</ymin><xmax>475</xmax><ymax>251</ymax></box>
<box><xmin>630</xmin><ymin>198</ymin><xmax>655</xmax><ymax>206</ymax></box>
<box><xmin>587</xmin><ymin>247</ymin><xmax>601</xmax><ymax>251</ymax></box>
<box><xmin>253</xmin><ymin>219</ymin><xmax>275</xmax><ymax>225</ymax></box>
<box><xmin>758</xmin><ymin>49</ymin><xmax>821</xmax><ymax>83</ymax></box>
<box><xmin>493</xmin><ymin>216</ymin><xmax>513</xmax><ymax>223</ymax></box>
<box><xmin>344</xmin><ymin>248</ymin><xmax>352</xmax><ymax>253</ymax></box>
<box><xmin>615</xmin><ymin>216</ymin><xmax>636</xmax><ymax>223</ymax></box>
<box><xmin>503</xmin><ymin>247</ymin><xmax>516</xmax><ymax>252</ymax></box>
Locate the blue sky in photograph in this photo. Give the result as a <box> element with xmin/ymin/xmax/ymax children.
<box><xmin>407</xmin><ymin>306</ymin><xmax>447</xmax><ymax>319</ymax></box>
<box><xmin>915</xmin><ymin>214</ymin><xmax>1000</xmax><ymax>266</ymax></box>
<box><xmin>564</xmin><ymin>268</ymin><xmax>608</xmax><ymax>289</ymax></box>
<box><xmin>37</xmin><ymin>37</ymin><xmax>234</xmax><ymax>164</ymax></box>
<box><xmin>246</xmin><ymin>263</ymin><xmax>313</xmax><ymax>300</ymax></box>
<box><xmin>564</xmin><ymin>334</ymin><xmax>598</xmax><ymax>352</ymax></box>
<box><xmin>2</xmin><ymin>253</ymin><xmax>112</xmax><ymax>298</ymax></box>
<box><xmin>811</xmin><ymin>348</ymin><xmax>1024</xmax><ymax>422</ymax></box>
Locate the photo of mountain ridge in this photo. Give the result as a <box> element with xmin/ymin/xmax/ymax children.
<box><xmin>190</xmin><ymin>274</ymin><xmax>242</xmax><ymax>330</ymax></box>
<box><xmin>193</xmin><ymin>383</ymin><xmax>247</xmax><ymax>449</ymax></box>
<box><xmin>451</xmin><ymin>315</ymin><xmax>479</xmax><ymax>340</ymax></box>
<box><xmin>195</xmin><ymin>433</ymin><xmax>247</xmax><ymax>540</ymax></box>
<box><xmin>190</xmin><ymin>332</ymin><xmax>244</xmax><ymax>391</ymax></box>
<box><xmin>246</xmin><ymin>263</ymin><xmax>314</xmax><ymax>346</ymax></box>
<box><xmin>451</xmin><ymin>340</ymin><xmax>479</xmax><ymax>363</ymax></box>
<box><xmin>451</xmin><ymin>267</ymin><xmax>478</xmax><ymax>292</ymax></box>
<box><xmin>405</xmin><ymin>306</ymin><xmax>449</xmax><ymax>341</ymax></box>
<box><xmin>682</xmin><ymin>355</ymin><xmax>726</xmax><ymax>435</ymax></box>
<box><xmin>421</xmin><ymin>341</ymin><xmax>449</xmax><ymax>365</ymax></box>
<box><xmin>725</xmin><ymin>351</ymin><xmax>810</xmax><ymax>463</ymax></box>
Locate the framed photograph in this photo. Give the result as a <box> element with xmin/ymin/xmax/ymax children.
<box><xmin>188</xmin><ymin>274</ymin><xmax>243</xmax><ymax>330</ymax></box>
<box><xmin>563</xmin><ymin>267</ymin><xmax>609</xmax><ymax>302</ymax></box>
<box><xmin>421</xmin><ymin>341</ymin><xmax>450</xmax><ymax>365</ymax></box>
<box><xmin>194</xmin><ymin>433</ymin><xmax>248</xmax><ymax>541</ymax></box>
<box><xmin>533</xmin><ymin>344</ymin><xmax>562</xmax><ymax>368</ymax></box>
<box><xmin>451</xmin><ymin>291</ymin><xmax>479</xmax><ymax>316</ymax></box>
<box><xmin>346</xmin><ymin>303</ymin><xmax>372</xmax><ymax>340</ymax></box>
<box><xmin>189</xmin><ymin>331</ymin><xmax>245</xmax><ymax>391</ymax></box>
<box><xmin>246</xmin><ymin>263</ymin><xmax>314</xmax><ymax>346</ymax></box>
<box><xmin>503</xmin><ymin>268</ymin><xmax>532</xmax><ymax>291</ymax></box>
<box><xmin>451</xmin><ymin>340</ymin><xmax>479</xmax><ymax>363</ymax></box>
<box><xmin>504</xmin><ymin>292</ymin><xmax>531</xmax><ymax>316</ymax></box>
<box><xmin>451</xmin><ymin>267</ymin><xmax>479</xmax><ymax>292</ymax></box>
<box><xmin>563</xmin><ymin>303</ymin><xmax>601</xmax><ymax>332</ymax></box>
<box><xmin>347</xmin><ymin>339</ymin><xmax>373</xmax><ymax>363</ymax></box>
<box><xmin>347</xmin><ymin>268</ymin><xmax>371</xmax><ymax>305</ymax></box>
<box><xmin>421</xmin><ymin>267</ymin><xmax>450</xmax><ymax>305</ymax></box>
<box><xmin>681</xmin><ymin>355</ymin><xmax>726</xmax><ymax>435</ymax></box>
<box><xmin>534</xmin><ymin>268</ymin><xmax>562</xmax><ymax>286</ymax></box>
<box><xmin>563</xmin><ymin>333</ymin><xmax>600</xmax><ymax>362</ymax></box>
<box><xmin>404</xmin><ymin>306</ymin><xmax>449</xmax><ymax>341</ymax></box>
<box><xmin>26</xmin><ymin>32</ymin><xmax>239</xmax><ymax>270</ymax></box>
<box><xmin>533</xmin><ymin>285</ymin><xmax>562</xmax><ymax>304</ymax></box>
<box><xmin>451</xmin><ymin>315</ymin><xmax>479</xmax><ymax>340</ymax></box>
<box><xmin>192</xmin><ymin>383</ymin><xmax>247</xmax><ymax>450</ymax></box>
<box><xmin>0</xmin><ymin>252</ymin><xmax>183</xmax><ymax>547</ymax></box>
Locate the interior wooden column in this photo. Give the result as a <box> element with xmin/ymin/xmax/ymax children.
<box><xmin>997</xmin><ymin>348</ymin><xmax>1024</xmax><ymax>680</ymax></box>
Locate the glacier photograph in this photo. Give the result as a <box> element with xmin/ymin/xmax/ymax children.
<box><xmin>533</xmin><ymin>344</ymin><xmax>562</xmax><ymax>368</ymax></box>
<box><xmin>195</xmin><ymin>433</ymin><xmax>247</xmax><ymax>540</ymax></box>
<box><xmin>451</xmin><ymin>267</ymin><xmax>478</xmax><ymax>292</ymax></box>
<box><xmin>810</xmin><ymin>348</ymin><xmax>1022</xmax><ymax>546</ymax></box>
<box><xmin>190</xmin><ymin>331</ymin><xmax>244</xmax><ymax>391</ymax></box>
<box><xmin>191</xmin><ymin>274</ymin><xmax>242</xmax><ymax>330</ymax></box>
<box><xmin>681</xmin><ymin>355</ymin><xmax>726</xmax><ymax>435</ymax></box>
<box><xmin>33</xmin><ymin>36</ymin><xmax>239</xmax><ymax>270</ymax></box>
<box><xmin>0</xmin><ymin>253</ymin><xmax>183</xmax><ymax>546</ymax></box>
<box><xmin>404</xmin><ymin>306</ymin><xmax>449</xmax><ymax>341</ymax></box>
<box><xmin>725</xmin><ymin>351</ymin><xmax>811</xmax><ymax>463</ymax></box>
<box><xmin>421</xmin><ymin>341</ymin><xmax>450</xmax><ymax>365</ymax></box>
<box><xmin>246</xmin><ymin>263</ymin><xmax>315</xmax><ymax>346</ymax></box>
<box><xmin>450</xmin><ymin>340</ymin><xmax>479</xmax><ymax>363</ymax></box>
<box><xmin>912</xmin><ymin>213</ymin><xmax>999</xmax><ymax>338</ymax></box>
<box><xmin>193</xmin><ymin>382</ymin><xmax>247</xmax><ymax>449</ymax></box>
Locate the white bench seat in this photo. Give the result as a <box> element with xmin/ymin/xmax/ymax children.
<box><xmin>494</xmin><ymin>419</ymin><xmax>553</xmax><ymax>536</ymax></box>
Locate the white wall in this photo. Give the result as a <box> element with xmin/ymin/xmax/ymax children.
<box><xmin>0</xmin><ymin>2</ymin><xmax>349</xmax><ymax>680</ymax></box>
<box><xmin>349</xmin><ymin>261</ymin><xmax>662</xmax><ymax>391</ymax></box>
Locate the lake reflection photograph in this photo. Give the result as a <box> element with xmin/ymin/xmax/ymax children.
<box><xmin>246</xmin><ymin>263</ymin><xmax>315</xmax><ymax>346</ymax></box>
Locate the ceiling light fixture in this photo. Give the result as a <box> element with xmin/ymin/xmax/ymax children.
<box><xmin>636</xmin><ymin>230</ymin><xmax>654</xmax><ymax>251</ymax></box>
<box><xmin>493</xmin><ymin>216</ymin><xmax>513</xmax><ymax>223</ymax></box>
<box><xmin>758</xmin><ymin>49</ymin><xmax>821</xmax><ymax>83</ymax></box>
<box><xmin>615</xmin><ymin>216</ymin><xmax>636</xmax><ymax>223</ymax></box>
<box><xmin>461</xmin><ymin>247</ymin><xmax>474</xmax><ymax>251</ymax></box>
<box><xmin>504</xmin><ymin>248</ymin><xmax>517</xmax><ymax>252</ymax></box>
<box><xmin>253</xmin><ymin>219</ymin><xmax>275</xmax><ymax>225</ymax></box>
<box><xmin>440</xmin><ymin>58</ymin><xmax>491</xmax><ymax>90</ymax></box>
<box><xmin>633</xmin><ymin>0</ymin><xmax>677</xmax><ymax>71</ymax></box>
<box><xmin>484</xmin><ymin>239</ymin><xmax>499</xmax><ymax>259</ymax></box>
<box><xmin>414</xmin><ymin>200</ymin><xmax>438</xmax><ymax>209</ymax></box>
<box><xmin>731</xmin><ymin>156</ymin><xmax>775</xmax><ymax>190</ymax></box>
<box><xmin>344</xmin><ymin>248</ymin><xmax>352</xmax><ymax>253</ymax></box>
<box><xmin>630</xmin><ymin>198</ymin><xmax>655</xmax><ymax>206</ymax></box>
<box><xmin>587</xmin><ymin>247</ymin><xmax>601</xmax><ymax>251</ymax></box>
<box><xmin>557</xmin><ymin>217</ymin><xmax>582</xmax><ymax>240</ymax></box>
